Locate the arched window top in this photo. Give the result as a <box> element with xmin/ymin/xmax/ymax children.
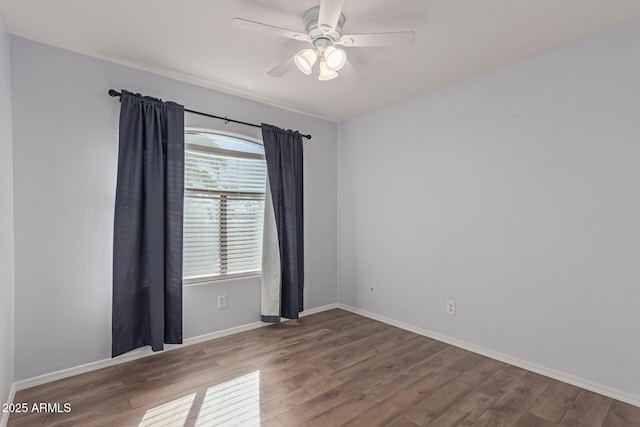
<box><xmin>185</xmin><ymin>130</ymin><xmax>264</xmax><ymax>156</ymax></box>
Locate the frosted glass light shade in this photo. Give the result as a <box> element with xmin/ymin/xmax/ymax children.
<box><xmin>318</xmin><ymin>60</ymin><xmax>338</xmax><ymax>81</ymax></box>
<box><xmin>294</xmin><ymin>49</ymin><xmax>317</xmax><ymax>75</ymax></box>
<box><xmin>324</xmin><ymin>46</ymin><xmax>346</xmax><ymax>72</ymax></box>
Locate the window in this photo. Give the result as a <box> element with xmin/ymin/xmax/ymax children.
<box><xmin>183</xmin><ymin>130</ymin><xmax>267</xmax><ymax>283</ymax></box>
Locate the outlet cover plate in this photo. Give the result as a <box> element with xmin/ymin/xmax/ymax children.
<box><xmin>447</xmin><ymin>300</ymin><xmax>456</xmax><ymax>315</ymax></box>
<box><xmin>218</xmin><ymin>295</ymin><xmax>227</xmax><ymax>309</ymax></box>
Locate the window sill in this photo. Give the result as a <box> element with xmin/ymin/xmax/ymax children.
<box><xmin>183</xmin><ymin>273</ymin><xmax>262</xmax><ymax>287</ymax></box>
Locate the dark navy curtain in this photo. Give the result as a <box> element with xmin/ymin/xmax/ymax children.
<box><xmin>261</xmin><ymin>124</ymin><xmax>304</xmax><ymax>320</ymax></box>
<box><xmin>112</xmin><ymin>90</ymin><xmax>185</xmax><ymax>357</ymax></box>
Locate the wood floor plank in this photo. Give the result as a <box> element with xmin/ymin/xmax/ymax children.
<box><xmin>402</xmin><ymin>377</ymin><xmax>475</xmax><ymax>426</ymax></box>
<box><xmin>384</xmin><ymin>372</ymin><xmax>451</xmax><ymax>409</ymax></box>
<box><xmin>432</xmin><ymin>351</ymin><xmax>487</xmax><ymax>380</ymax></box>
<box><xmin>301</xmin><ymin>394</ymin><xmax>377</xmax><ymax>427</ymax></box>
<box><xmin>428</xmin><ymin>390</ymin><xmax>496</xmax><ymax>426</ymax></box>
<box><xmin>341</xmin><ymin>399</ymin><xmax>407</xmax><ymax>427</ymax></box>
<box><xmin>207</xmin><ymin>327</ymin><xmax>332</xmax><ymax>360</ymax></box>
<box><xmin>471</xmin><ymin>406</ymin><xmax>523</xmax><ymax>427</ymax></box>
<box><xmin>475</xmin><ymin>368</ymin><xmax>524</xmax><ymax>399</ymax></box>
<box><xmin>334</xmin><ymin>338</ymin><xmax>448</xmax><ymax>399</ymax></box>
<box><xmin>197</xmin><ymin>310</ymin><xmax>357</xmax><ymax>362</ymax></box>
<box><xmin>356</xmin><ymin>334</ymin><xmax>431</xmax><ymax>374</ymax></box>
<box><xmin>257</xmin><ymin>362</ymin><xmax>336</xmax><ymax>404</ymax></box>
<box><xmin>403</xmin><ymin>359</ymin><xmax>504</xmax><ymax>426</ymax></box>
<box><xmin>365</xmin><ymin>372</ymin><xmax>421</xmax><ymax>403</ymax></box>
<box><xmin>119</xmin><ymin>349</ymin><xmax>218</xmax><ymax>387</ymax></box>
<box><xmin>527</xmin><ymin>380</ymin><xmax>582</xmax><ymax>423</ymax></box>
<box><xmin>371</xmin><ymin>327</ymin><xmax>430</xmax><ymax>352</ymax></box>
<box><xmin>273</xmin><ymin>383</ymin><xmax>355</xmax><ymax>426</ymax></box>
<box><xmin>307</xmin><ymin>332</ymin><xmax>384</xmax><ymax>372</ymax></box>
<box><xmin>385</xmin><ymin>415</ymin><xmax>422</xmax><ymax>427</ymax></box>
<box><xmin>602</xmin><ymin>400</ymin><xmax>640</xmax><ymax>427</ymax></box>
<box><xmin>513</xmin><ymin>412</ymin><xmax>557</xmax><ymax>427</ymax></box>
<box><xmin>471</xmin><ymin>372</ymin><xmax>550</xmax><ymax>427</ymax></box>
<box><xmin>494</xmin><ymin>372</ymin><xmax>550</xmax><ymax>413</ymax></box>
<box><xmin>258</xmin><ymin>375</ymin><xmax>344</xmax><ymax>420</ymax></box>
<box><xmin>8</xmin><ymin>309</ymin><xmax>640</xmax><ymax>427</ymax></box>
<box><xmin>401</xmin><ymin>345</ymin><xmax>478</xmax><ymax>380</ymax></box>
<box><xmin>558</xmin><ymin>390</ymin><xmax>613</xmax><ymax>427</ymax></box>
<box><xmin>235</xmin><ymin>319</ymin><xmax>387</xmax><ymax>371</ymax></box>
<box><xmin>260</xmin><ymin>359</ymin><xmax>333</xmax><ymax>388</ymax></box>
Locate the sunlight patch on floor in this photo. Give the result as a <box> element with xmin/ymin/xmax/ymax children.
<box><xmin>138</xmin><ymin>392</ymin><xmax>196</xmax><ymax>426</ymax></box>
<box><xmin>195</xmin><ymin>370</ymin><xmax>261</xmax><ymax>426</ymax></box>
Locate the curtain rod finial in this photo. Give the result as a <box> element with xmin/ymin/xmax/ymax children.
<box><xmin>108</xmin><ymin>89</ymin><xmax>121</xmax><ymax>97</ymax></box>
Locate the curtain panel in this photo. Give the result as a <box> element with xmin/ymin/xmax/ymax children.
<box><xmin>260</xmin><ymin>123</ymin><xmax>305</xmax><ymax>322</ymax></box>
<box><xmin>112</xmin><ymin>90</ymin><xmax>185</xmax><ymax>357</ymax></box>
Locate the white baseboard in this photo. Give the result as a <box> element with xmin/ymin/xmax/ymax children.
<box><xmin>301</xmin><ymin>303</ymin><xmax>339</xmax><ymax>317</ymax></box>
<box><xmin>13</xmin><ymin>303</ymin><xmax>339</xmax><ymax>392</ymax></box>
<box><xmin>0</xmin><ymin>383</ymin><xmax>16</xmax><ymax>427</ymax></box>
<box><xmin>338</xmin><ymin>304</ymin><xmax>640</xmax><ymax>408</ymax></box>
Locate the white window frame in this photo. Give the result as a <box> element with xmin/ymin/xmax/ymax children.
<box><xmin>183</xmin><ymin>128</ymin><xmax>266</xmax><ymax>285</ymax></box>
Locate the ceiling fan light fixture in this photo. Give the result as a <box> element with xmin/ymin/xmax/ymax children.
<box><xmin>318</xmin><ymin>59</ymin><xmax>339</xmax><ymax>81</ymax></box>
<box><xmin>294</xmin><ymin>48</ymin><xmax>317</xmax><ymax>75</ymax></box>
<box><xmin>234</xmin><ymin>2</ymin><xmax>416</xmax><ymax>82</ymax></box>
<box><xmin>324</xmin><ymin>46</ymin><xmax>347</xmax><ymax>72</ymax></box>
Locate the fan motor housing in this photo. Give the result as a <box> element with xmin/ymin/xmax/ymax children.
<box><xmin>302</xmin><ymin>6</ymin><xmax>345</xmax><ymax>44</ymax></box>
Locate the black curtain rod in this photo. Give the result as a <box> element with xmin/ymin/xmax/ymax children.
<box><xmin>108</xmin><ymin>89</ymin><xmax>311</xmax><ymax>140</ymax></box>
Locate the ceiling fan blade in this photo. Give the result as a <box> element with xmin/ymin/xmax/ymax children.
<box><xmin>339</xmin><ymin>59</ymin><xmax>363</xmax><ymax>83</ymax></box>
<box><xmin>337</xmin><ymin>31</ymin><xmax>415</xmax><ymax>47</ymax></box>
<box><xmin>232</xmin><ymin>18</ymin><xmax>310</xmax><ymax>42</ymax></box>
<box><xmin>267</xmin><ymin>55</ymin><xmax>297</xmax><ymax>77</ymax></box>
<box><xmin>318</xmin><ymin>0</ymin><xmax>344</xmax><ymax>32</ymax></box>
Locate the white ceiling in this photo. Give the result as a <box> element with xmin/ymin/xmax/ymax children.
<box><xmin>2</xmin><ymin>0</ymin><xmax>640</xmax><ymax>121</ymax></box>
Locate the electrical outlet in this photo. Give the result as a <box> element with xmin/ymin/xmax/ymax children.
<box><xmin>218</xmin><ymin>295</ymin><xmax>227</xmax><ymax>310</ymax></box>
<box><xmin>446</xmin><ymin>300</ymin><xmax>456</xmax><ymax>315</ymax></box>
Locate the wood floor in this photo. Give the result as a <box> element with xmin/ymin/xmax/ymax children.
<box><xmin>8</xmin><ymin>309</ymin><xmax>640</xmax><ymax>426</ymax></box>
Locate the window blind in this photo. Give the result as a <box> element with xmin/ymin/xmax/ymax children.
<box><xmin>183</xmin><ymin>142</ymin><xmax>267</xmax><ymax>282</ymax></box>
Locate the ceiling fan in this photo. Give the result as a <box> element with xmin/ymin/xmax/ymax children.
<box><xmin>232</xmin><ymin>0</ymin><xmax>416</xmax><ymax>82</ymax></box>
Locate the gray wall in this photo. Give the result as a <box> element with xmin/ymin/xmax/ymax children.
<box><xmin>338</xmin><ymin>21</ymin><xmax>640</xmax><ymax>400</ymax></box>
<box><xmin>11</xmin><ymin>37</ymin><xmax>337</xmax><ymax>381</ymax></box>
<box><xmin>0</xmin><ymin>5</ymin><xmax>15</xmax><ymax>411</ymax></box>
